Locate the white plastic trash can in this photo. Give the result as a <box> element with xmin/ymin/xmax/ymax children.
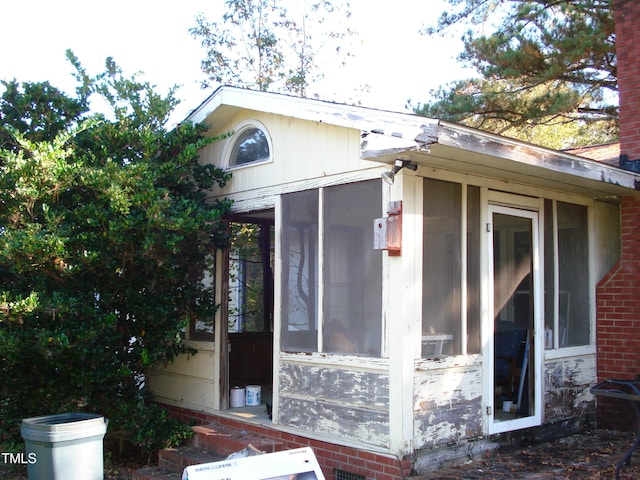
<box><xmin>21</xmin><ymin>413</ymin><xmax>108</xmax><ymax>480</ymax></box>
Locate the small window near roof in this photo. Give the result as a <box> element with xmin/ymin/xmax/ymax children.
<box><xmin>228</xmin><ymin>123</ymin><xmax>271</xmax><ymax>168</ymax></box>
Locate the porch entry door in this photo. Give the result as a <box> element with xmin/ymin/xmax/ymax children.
<box><xmin>217</xmin><ymin>216</ymin><xmax>275</xmax><ymax>411</ymax></box>
<box><xmin>486</xmin><ymin>204</ymin><xmax>542</xmax><ymax>434</ymax></box>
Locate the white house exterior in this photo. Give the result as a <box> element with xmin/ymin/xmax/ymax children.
<box><xmin>149</xmin><ymin>86</ymin><xmax>639</xmax><ymax>477</ymax></box>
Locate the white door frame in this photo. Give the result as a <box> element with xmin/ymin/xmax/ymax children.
<box><xmin>482</xmin><ymin>191</ymin><xmax>544</xmax><ymax>435</ymax></box>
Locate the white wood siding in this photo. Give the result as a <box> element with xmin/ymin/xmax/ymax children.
<box><xmin>148</xmin><ymin>342</ymin><xmax>218</xmax><ymax>413</ymax></box>
<box><xmin>200</xmin><ymin>110</ymin><xmax>379</xmax><ymax>207</ymax></box>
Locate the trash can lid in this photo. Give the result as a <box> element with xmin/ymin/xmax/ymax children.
<box><xmin>21</xmin><ymin>413</ymin><xmax>108</xmax><ymax>443</ymax></box>
<box><xmin>33</xmin><ymin>413</ymin><xmax>98</xmax><ymax>425</ymax></box>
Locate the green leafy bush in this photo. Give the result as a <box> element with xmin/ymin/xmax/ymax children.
<box><xmin>0</xmin><ymin>52</ymin><xmax>230</xmax><ymax>457</ymax></box>
<box><xmin>120</xmin><ymin>402</ymin><xmax>195</xmax><ymax>458</ymax></box>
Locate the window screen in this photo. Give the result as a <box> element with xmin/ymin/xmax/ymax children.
<box><xmin>280</xmin><ymin>181</ymin><xmax>382</xmax><ymax>356</ymax></box>
<box><xmin>422</xmin><ymin>178</ymin><xmax>462</xmax><ymax>356</ymax></box>
<box><xmin>323</xmin><ymin>181</ymin><xmax>382</xmax><ymax>356</ymax></box>
<box><xmin>280</xmin><ymin>190</ymin><xmax>318</xmax><ymax>352</ymax></box>
<box><xmin>544</xmin><ymin>200</ymin><xmax>590</xmax><ymax>349</ymax></box>
<box><xmin>466</xmin><ymin>185</ymin><xmax>481</xmax><ymax>354</ymax></box>
<box><xmin>557</xmin><ymin>202</ymin><xmax>589</xmax><ymax>346</ymax></box>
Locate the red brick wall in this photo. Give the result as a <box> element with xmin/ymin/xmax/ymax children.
<box><xmin>596</xmin><ymin>0</ymin><xmax>640</xmax><ymax>431</ymax></box>
<box><xmin>615</xmin><ymin>0</ymin><xmax>640</xmax><ymax>161</ymax></box>
<box><xmin>163</xmin><ymin>404</ymin><xmax>412</xmax><ymax>480</ymax></box>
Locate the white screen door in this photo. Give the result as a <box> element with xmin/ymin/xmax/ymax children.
<box><xmin>486</xmin><ymin>204</ymin><xmax>542</xmax><ymax>434</ymax></box>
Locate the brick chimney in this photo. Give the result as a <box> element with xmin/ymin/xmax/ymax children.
<box><xmin>615</xmin><ymin>1</ymin><xmax>640</xmax><ymax>162</ymax></box>
<box><xmin>596</xmin><ymin>0</ymin><xmax>640</xmax><ymax>431</ymax></box>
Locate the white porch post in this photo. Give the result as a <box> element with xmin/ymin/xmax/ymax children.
<box><xmin>386</xmin><ymin>171</ymin><xmax>422</xmax><ymax>456</ymax></box>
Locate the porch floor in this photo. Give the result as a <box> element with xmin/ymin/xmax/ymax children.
<box><xmin>226</xmin><ymin>403</ymin><xmax>271</xmax><ymax>423</ymax></box>
<box><xmin>226</xmin><ymin>386</ymin><xmax>272</xmax><ymax>424</ymax></box>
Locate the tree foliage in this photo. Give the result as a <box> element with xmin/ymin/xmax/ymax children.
<box><xmin>190</xmin><ymin>0</ymin><xmax>355</xmax><ymax>97</ymax></box>
<box><xmin>415</xmin><ymin>0</ymin><xmax>618</xmax><ymax>148</ymax></box>
<box><xmin>0</xmin><ymin>51</ymin><xmax>231</xmax><ymax>456</ymax></box>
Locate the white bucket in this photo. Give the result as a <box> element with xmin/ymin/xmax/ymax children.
<box><xmin>246</xmin><ymin>385</ymin><xmax>261</xmax><ymax>406</ymax></box>
<box><xmin>230</xmin><ymin>386</ymin><xmax>245</xmax><ymax>408</ymax></box>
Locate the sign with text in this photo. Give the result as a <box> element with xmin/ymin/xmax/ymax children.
<box><xmin>182</xmin><ymin>447</ymin><xmax>325</xmax><ymax>480</ymax></box>
<box><xmin>1</xmin><ymin>452</ymin><xmax>37</xmax><ymax>465</ymax></box>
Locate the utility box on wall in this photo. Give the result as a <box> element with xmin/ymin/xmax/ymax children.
<box><xmin>374</xmin><ymin>201</ymin><xmax>402</xmax><ymax>255</ymax></box>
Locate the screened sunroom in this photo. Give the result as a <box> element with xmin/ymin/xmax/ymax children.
<box><xmin>149</xmin><ymin>87</ymin><xmax>638</xmax><ymax>468</ymax></box>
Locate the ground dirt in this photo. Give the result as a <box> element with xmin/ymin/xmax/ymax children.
<box><xmin>414</xmin><ymin>429</ymin><xmax>640</xmax><ymax>479</ymax></box>
<box><xmin>1</xmin><ymin>429</ymin><xmax>639</xmax><ymax>479</ymax></box>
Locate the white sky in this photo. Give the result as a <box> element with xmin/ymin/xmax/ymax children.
<box><xmin>0</xmin><ymin>0</ymin><xmax>475</xmax><ymax>124</ymax></box>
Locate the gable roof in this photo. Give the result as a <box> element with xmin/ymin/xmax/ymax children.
<box><xmin>187</xmin><ymin>86</ymin><xmax>640</xmax><ymax>197</ymax></box>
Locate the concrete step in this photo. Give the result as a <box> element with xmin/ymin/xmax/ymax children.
<box><xmin>158</xmin><ymin>445</ymin><xmax>225</xmax><ymax>473</ymax></box>
<box><xmin>132</xmin><ymin>444</ymin><xmax>225</xmax><ymax>479</ymax></box>
<box><xmin>132</xmin><ymin>421</ymin><xmax>282</xmax><ymax>479</ymax></box>
<box><xmin>189</xmin><ymin>423</ymin><xmax>283</xmax><ymax>457</ymax></box>
<box><xmin>131</xmin><ymin>465</ymin><xmax>182</xmax><ymax>480</ymax></box>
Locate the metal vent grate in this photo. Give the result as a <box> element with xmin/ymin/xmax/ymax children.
<box><xmin>335</xmin><ymin>469</ymin><xmax>365</xmax><ymax>480</ymax></box>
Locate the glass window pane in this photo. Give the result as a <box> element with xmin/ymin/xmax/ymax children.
<box><xmin>423</xmin><ymin>178</ymin><xmax>462</xmax><ymax>356</ymax></box>
<box><xmin>230</xmin><ymin>128</ymin><xmax>270</xmax><ymax>167</ymax></box>
<box><xmin>492</xmin><ymin>212</ymin><xmax>535</xmax><ymax>419</ymax></box>
<box><xmin>280</xmin><ymin>190</ymin><xmax>318</xmax><ymax>352</ymax></box>
<box><xmin>323</xmin><ymin>181</ymin><xmax>382</xmax><ymax>356</ymax></box>
<box><xmin>557</xmin><ymin>202</ymin><xmax>589</xmax><ymax>346</ymax></box>
<box><xmin>228</xmin><ymin>223</ymin><xmax>273</xmax><ymax>333</ymax></box>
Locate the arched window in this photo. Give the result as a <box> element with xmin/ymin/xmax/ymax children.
<box><xmin>227</xmin><ymin>122</ymin><xmax>271</xmax><ymax>168</ymax></box>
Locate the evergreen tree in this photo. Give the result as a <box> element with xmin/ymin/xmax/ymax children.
<box><xmin>414</xmin><ymin>0</ymin><xmax>617</xmax><ymax>148</ymax></box>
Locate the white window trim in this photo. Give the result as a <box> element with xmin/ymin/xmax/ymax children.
<box><xmin>224</xmin><ymin>120</ymin><xmax>273</xmax><ymax>171</ymax></box>
<box><xmin>317</xmin><ymin>187</ymin><xmax>325</xmax><ymax>353</ymax></box>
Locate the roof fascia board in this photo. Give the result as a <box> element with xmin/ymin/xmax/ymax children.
<box><xmin>186</xmin><ymin>86</ymin><xmax>440</xmax><ymax>141</ymax></box>
<box><xmin>186</xmin><ymin>87</ymin><xmax>640</xmax><ymax>195</ymax></box>
<box><xmin>437</xmin><ymin>121</ymin><xmax>640</xmax><ymax>194</ymax></box>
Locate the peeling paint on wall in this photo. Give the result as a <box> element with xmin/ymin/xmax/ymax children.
<box><xmin>278</xmin><ymin>361</ymin><xmax>390</xmax><ymax>447</ymax></box>
<box><xmin>414</xmin><ymin>363</ymin><xmax>483</xmax><ymax>448</ymax></box>
<box><xmin>544</xmin><ymin>355</ymin><xmax>596</xmax><ymax>421</ymax></box>
<box><xmin>413</xmin><ymin>355</ymin><xmax>595</xmax><ymax>451</ymax></box>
